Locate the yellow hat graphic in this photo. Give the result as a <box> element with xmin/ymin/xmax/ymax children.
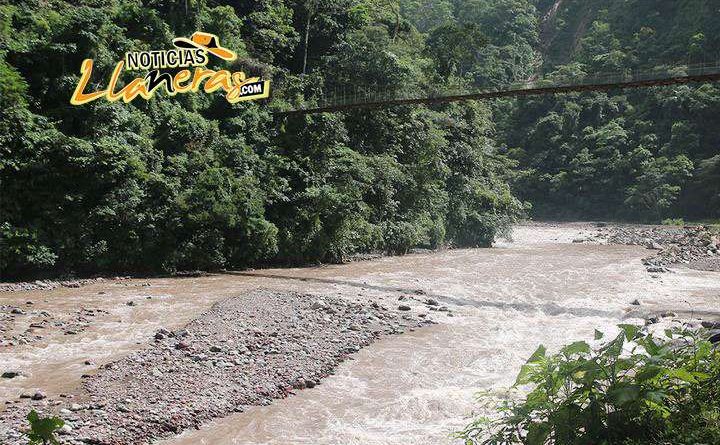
<box><xmin>173</xmin><ymin>32</ymin><xmax>237</xmax><ymax>61</ymax></box>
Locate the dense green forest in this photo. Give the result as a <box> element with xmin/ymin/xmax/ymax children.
<box><xmin>1</xmin><ymin>0</ymin><xmax>719</xmax><ymax>279</ymax></box>
<box><xmin>401</xmin><ymin>0</ymin><xmax>720</xmax><ymax>220</ymax></box>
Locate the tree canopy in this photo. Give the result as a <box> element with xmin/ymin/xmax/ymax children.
<box><xmin>1</xmin><ymin>0</ymin><xmax>718</xmax><ymax>279</ymax></box>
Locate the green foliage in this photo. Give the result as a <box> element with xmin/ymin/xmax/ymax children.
<box><xmin>624</xmin><ymin>155</ymin><xmax>693</xmax><ymax>221</ymax></box>
<box><xmin>661</xmin><ymin>218</ymin><xmax>684</xmax><ymax>226</ymax></box>
<box><xmin>0</xmin><ymin>0</ymin><xmax>523</xmax><ymax>279</ymax></box>
<box><xmin>5</xmin><ymin>0</ymin><xmax>716</xmax><ymax>278</ymax></box>
<box><xmin>26</xmin><ymin>410</ymin><xmax>64</xmax><ymax>445</ymax></box>
<box><xmin>502</xmin><ymin>0</ymin><xmax>720</xmax><ymax>221</ymax></box>
<box><xmin>0</xmin><ymin>223</ymin><xmax>58</xmax><ymax>277</ymax></box>
<box><xmin>426</xmin><ymin>22</ymin><xmax>488</xmax><ymax>78</ymax></box>
<box><xmin>459</xmin><ymin>326</ymin><xmax>720</xmax><ymax>445</ymax></box>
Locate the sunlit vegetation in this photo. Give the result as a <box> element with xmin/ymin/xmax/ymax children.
<box><xmin>459</xmin><ymin>326</ymin><xmax>720</xmax><ymax>444</ymax></box>
<box><xmin>2</xmin><ymin>0</ymin><xmax>719</xmax><ymax>279</ymax></box>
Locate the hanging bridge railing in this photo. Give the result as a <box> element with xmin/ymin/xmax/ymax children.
<box><xmin>274</xmin><ymin>61</ymin><xmax>720</xmax><ymax>115</ymax></box>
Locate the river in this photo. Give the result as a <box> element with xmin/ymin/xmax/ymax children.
<box><xmin>2</xmin><ymin>224</ymin><xmax>719</xmax><ymax>444</ymax></box>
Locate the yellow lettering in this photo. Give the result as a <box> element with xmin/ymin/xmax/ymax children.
<box><xmin>173</xmin><ymin>69</ymin><xmax>192</xmax><ymax>93</ymax></box>
<box><xmin>70</xmin><ymin>59</ymin><xmax>107</xmax><ymax>105</ymax></box>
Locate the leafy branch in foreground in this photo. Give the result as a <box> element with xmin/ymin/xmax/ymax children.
<box><xmin>458</xmin><ymin>325</ymin><xmax>720</xmax><ymax>445</ymax></box>
<box><xmin>26</xmin><ymin>410</ymin><xmax>64</xmax><ymax>445</ymax></box>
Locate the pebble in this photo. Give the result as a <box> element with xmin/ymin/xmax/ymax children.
<box><xmin>0</xmin><ymin>290</ymin><xmax>430</xmax><ymax>444</ymax></box>
<box><xmin>600</xmin><ymin>226</ymin><xmax>720</xmax><ymax>272</ymax></box>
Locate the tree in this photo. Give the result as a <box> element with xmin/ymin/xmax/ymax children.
<box><xmin>426</xmin><ymin>22</ymin><xmax>488</xmax><ymax>77</ymax></box>
<box><xmin>625</xmin><ymin>155</ymin><xmax>693</xmax><ymax>221</ymax></box>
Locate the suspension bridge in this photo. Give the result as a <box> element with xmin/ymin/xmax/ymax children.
<box><xmin>275</xmin><ymin>61</ymin><xmax>720</xmax><ymax>116</ymax></box>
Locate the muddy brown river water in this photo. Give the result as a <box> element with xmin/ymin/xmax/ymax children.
<box><xmin>2</xmin><ymin>224</ymin><xmax>719</xmax><ymax>444</ymax></box>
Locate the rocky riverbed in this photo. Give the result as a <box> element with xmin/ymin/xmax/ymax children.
<box><xmin>1</xmin><ymin>223</ymin><xmax>718</xmax><ymax>445</ymax></box>
<box><xmin>0</xmin><ymin>278</ymin><xmax>110</xmax><ymax>293</ymax></box>
<box><xmin>0</xmin><ymin>290</ymin><xmax>432</xmax><ymax>444</ymax></box>
<box><xmin>0</xmin><ymin>304</ymin><xmax>110</xmax><ymax>347</ymax></box>
<box><xmin>580</xmin><ymin>224</ymin><xmax>720</xmax><ymax>272</ymax></box>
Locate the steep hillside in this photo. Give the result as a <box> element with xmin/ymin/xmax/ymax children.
<box><xmin>535</xmin><ymin>0</ymin><xmax>720</xmax><ymax>70</ymax></box>
<box><xmin>511</xmin><ymin>0</ymin><xmax>720</xmax><ymax>220</ymax></box>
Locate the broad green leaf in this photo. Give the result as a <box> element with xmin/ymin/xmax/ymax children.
<box><xmin>561</xmin><ymin>340</ymin><xmax>590</xmax><ymax>356</ymax></box>
<box><xmin>635</xmin><ymin>365</ymin><xmax>663</xmax><ymax>382</ymax></box>
<box><xmin>601</xmin><ymin>332</ymin><xmax>625</xmax><ymax>359</ymax></box>
<box><xmin>527</xmin><ymin>421</ymin><xmax>551</xmax><ymax>445</ymax></box>
<box><xmin>608</xmin><ymin>384</ymin><xmax>641</xmax><ymax>405</ymax></box>
<box><xmin>526</xmin><ymin>344</ymin><xmax>546</xmax><ymax>364</ymax></box>
<box><xmin>618</xmin><ymin>324</ymin><xmax>640</xmax><ymax>341</ymax></box>
<box><xmin>643</xmin><ymin>336</ymin><xmax>660</xmax><ymax>355</ymax></box>
<box><xmin>26</xmin><ymin>410</ymin><xmax>64</xmax><ymax>445</ymax></box>
<box><xmin>515</xmin><ymin>364</ymin><xmax>536</xmax><ymax>386</ymax></box>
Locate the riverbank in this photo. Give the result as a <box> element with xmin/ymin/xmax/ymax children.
<box><xmin>3</xmin><ymin>222</ymin><xmax>718</xmax><ymax>293</ymax></box>
<box><xmin>0</xmin><ymin>290</ymin><xmax>432</xmax><ymax>444</ymax></box>
<box><xmin>1</xmin><ymin>223</ymin><xmax>719</xmax><ymax>444</ymax></box>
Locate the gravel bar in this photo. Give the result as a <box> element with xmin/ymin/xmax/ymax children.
<box><xmin>0</xmin><ymin>290</ymin><xmax>432</xmax><ymax>444</ymax></box>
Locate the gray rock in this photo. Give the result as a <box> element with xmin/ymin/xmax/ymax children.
<box><xmin>311</xmin><ymin>301</ymin><xmax>328</xmax><ymax>311</ymax></box>
<box><xmin>398</xmin><ymin>305</ymin><xmax>411</xmax><ymax>311</ymax></box>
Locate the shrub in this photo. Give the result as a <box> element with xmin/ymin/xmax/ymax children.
<box><xmin>459</xmin><ymin>325</ymin><xmax>720</xmax><ymax>445</ymax></box>
<box><xmin>382</xmin><ymin>220</ymin><xmax>421</xmax><ymax>255</ymax></box>
<box><xmin>0</xmin><ymin>223</ymin><xmax>57</xmax><ymax>277</ymax></box>
<box><xmin>662</xmin><ymin>218</ymin><xmax>685</xmax><ymax>226</ymax></box>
